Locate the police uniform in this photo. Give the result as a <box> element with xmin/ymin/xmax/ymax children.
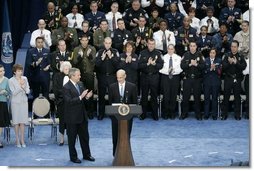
<box><xmin>175</xmin><ymin>26</ymin><xmax>198</xmax><ymax>56</ymax></box>
<box><xmin>159</xmin><ymin>53</ymin><xmax>182</xmax><ymax>119</ymax></box>
<box><xmin>196</xmin><ymin>35</ymin><xmax>213</xmax><ymax>57</ymax></box>
<box><xmin>221</xmin><ymin>52</ymin><xmax>247</xmax><ymax>120</ymax></box>
<box><xmin>219</xmin><ymin>7</ymin><xmax>242</xmax><ymax>35</ymax></box>
<box><xmin>180</xmin><ymin>51</ymin><xmax>205</xmax><ymax>120</ymax></box>
<box><xmin>26</xmin><ymin>48</ymin><xmax>51</xmax><ymax>99</ymax></box>
<box><xmin>164</xmin><ymin>12</ymin><xmax>184</xmax><ymax>32</ymax></box>
<box><xmin>72</xmin><ymin>44</ymin><xmax>96</xmax><ymax>119</ymax></box>
<box><xmin>138</xmin><ymin>48</ymin><xmax>163</xmax><ymax>120</ymax></box>
<box><xmin>132</xmin><ymin>27</ymin><xmax>153</xmax><ymax>54</ymax></box>
<box><xmin>84</xmin><ymin>11</ymin><xmax>106</xmax><ymax>31</ymax></box>
<box><xmin>95</xmin><ymin>48</ymin><xmax>120</xmax><ymax>120</ymax></box>
<box><xmin>113</xmin><ymin>28</ymin><xmax>133</xmax><ymax>53</ymax></box>
<box><xmin>93</xmin><ymin>29</ymin><xmax>111</xmax><ymax>50</ymax></box>
<box><xmin>118</xmin><ymin>52</ymin><xmax>139</xmax><ymax>84</ymax></box>
<box><xmin>51</xmin><ymin>50</ymin><xmax>73</xmax><ymax>76</ymax></box>
<box><xmin>51</xmin><ymin>27</ymin><xmax>78</xmax><ymax>51</ymax></box>
<box><xmin>122</xmin><ymin>7</ymin><xmax>149</xmax><ymax>31</ymax></box>
<box><xmin>203</xmin><ymin>57</ymin><xmax>222</xmax><ymax>120</ymax></box>
<box><xmin>148</xmin><ymin>17</ymin><xmax>163</xmax><ymax>32</ymax></box>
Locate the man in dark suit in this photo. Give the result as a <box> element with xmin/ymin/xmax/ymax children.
<box><xmin>63</xmin><ymin>68</ymin><xmax>95</xmax><ymax>164</ymax></box>
<box><xmin>108</xmin><ymin>69</ymin><xmax>138</xmax><ymax>156</ymax></box>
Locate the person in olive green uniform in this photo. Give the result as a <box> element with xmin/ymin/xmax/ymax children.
<box><xmin>93</xmin><ymin>19</ymin><xmax>111</xmax><ymax>50</ymax></box>
<box><xmin>52</xmin><ymin>16</ymin><xmax>78</xmax><ymax>52</ymax></box>
<box><xmin>72</xmin><ymin>35</ymin><xmax>96</xmax><ymax>119</ymax></box>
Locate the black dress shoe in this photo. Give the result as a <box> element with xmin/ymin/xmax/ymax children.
<box><xmin>71</xmin><ymin>158</ymin><xmax>81</xmax><ymax>163</ymax></box>
<box><xmin>97</xmin><ymin>115</ymin><xmax>104</xmax><ymax>120</ymax></box>
<box><xmin>221</xmin><ymin>115</ymin><xmax>227</xmax><ymax>120</ymax></box>
<box><xmin>88</xmin><ymin>113</ymin><xmax>94</xmax><ymax>120</ymax></box>
<box><xmin>162</xmin><ymin>115</ymin><xmax>168</xmax><ymax>120</ymax></box>
<box><xmin>139</xmin><ymin>114</ymin><xmax>146</xmax><ymax>120</ymax></box>
<box><xmin>169</xmin><ymin>115</ymin><xmax>176</xmax><ymax>120</ymax></box>
<box><xmin>83</xmin><ymin>155</ymin><xmax>95</xmax><ymax>162</ymax></box>
<box><xmin>0</xmin><ymin>144</ymin><xmax>3</xmax><ymax>148</ymax></box>
<box><xmin>212</xmin><ymin>116</ymin><xmax>217</xmax><ymax>120</ymax></box>
<box><xmin>59</xmin><ymin>142</ymin><xmax>64</xmax><ymax>146</ymax></box>
<box><xmin>204</xmin><ymin>116</ymin><xmax>209</xmax><ymax>120</ymax></box>
<box><xmin>152</xmin><ymin>115</ymin><xmax>159</xmax><ymax>121</ymax></box>
<box><xmin>234</xmin><ymin>116</ymin><xmax>241</xmax><ymax>120</ymax></box>
<box><xmin>179</xmin><ymin>114</ymin><xmax>186</xmax><ymax>120</ymax></box>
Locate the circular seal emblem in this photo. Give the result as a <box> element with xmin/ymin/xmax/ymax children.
<box><xmin>118</xmin><ymin>104</ymin><xmax>130</xmax><ymax>116</ymax></box>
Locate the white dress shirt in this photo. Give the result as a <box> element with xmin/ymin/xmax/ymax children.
<box><xmin>63</xmin><ymin>75</ymin><xmax>69</xmax><ymax>86</ymax></box>
<box><xmin>118</xmin><ymin>81</ymin><xmax>126</xmax><ymax>97</ymax></box>
<box><xmin>105</xmin><ymin>11</ymin><xmax>123</xmax><ymax>31</ymax></box>
<box><xmin>159</xmin><ymin>53</ymin><xmax>182</xmax><ymax>75</ymax></box>
<box><xmin>190</xmin><ymin>17</ymin><xmax>200</xmax><ymax>33</ymax></box>
<box><xmin>200</xmin><ymin>16</ymin><xmax>219</xmax><ymax>34</ymax></box>
<box><xmin>66</xmin><ymin>13</ymin><xmax>84</xmax><ymax>30</ymax></box>
<box><xmin>141</xmin><ymin>0</ymin><xmax>164</xmax><ymax>8</ymax></box>
<box><xmin>153</xmin><ymin>30</ymin><xmax>176</xmax><ymax>51</ymax></box>
<box><xmin>30</xmin><ymin>29</ymin><xmax>52</xmax><ymax>49</ymax></box>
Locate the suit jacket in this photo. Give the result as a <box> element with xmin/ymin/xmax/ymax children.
<box><xmin>108</xmin><ymin>81</ymin><xmax>137</xmax><ymax>105</ymax></box>
<box><xmin>203</xmin><ymin>57</ymin><xmax>222</xmax><ymax>86</ymax></box>
<box><xmin>63</xmin><ymin>80</ymin><xmax>88</xmax><ymax>124</ymax></box>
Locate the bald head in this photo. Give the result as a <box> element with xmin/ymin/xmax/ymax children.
<box><xmin>47</xmin><ymin>2</ymin><xmax>55</xmax><ymax>12</ymax></box>
<box><xmin>38</xmin><ymin>19</ymin><xmax>46</xmax><ymax>29</ymax></box>
<box><xmin>116</xmin><ymin>69</ymin><xmax>126</xmax><ymax>84</ymax></box>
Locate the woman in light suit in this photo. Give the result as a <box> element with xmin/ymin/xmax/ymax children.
<box><xmin>9</xmin><ymin>64</ymin><xmax>30</xmax><ymax>148</ymax></box>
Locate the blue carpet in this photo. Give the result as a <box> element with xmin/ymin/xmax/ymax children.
<box><xmin>0</xmin><ymin>115</ymin><xmax>249</xmax><ymax>167</ymax></box>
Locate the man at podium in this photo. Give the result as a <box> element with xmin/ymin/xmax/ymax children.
<box><xmin>108</xmin><ymin>69</ymin><xmax>138</xmax><ymax>156</ymax></box>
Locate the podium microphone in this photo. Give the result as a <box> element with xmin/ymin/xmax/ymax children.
<box><xmin>125</xmin><ymin>91</ymin><xmax>128</xmax><ymax>104</ymax></box>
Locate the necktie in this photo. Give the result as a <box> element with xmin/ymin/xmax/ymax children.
<box><xmin>162</xmin><ymin>31</ymin><xmax>167</xmax><ymax>53</ymax></box>
<box><xmin>75</xmin><ymin>84</ymin><xmax>80</xmax><ymax>95</ymax></box>
<box><xmin>39</xmin><ymin>49</ymin><xmax>42</xmax><ymax>53</ymax></box>
<box><xmin>112</xmin><ymin>14</ymin><xmax>116</xmax><ymax>30</ymax></box>
<box><xmin>211</xmin><ymin>59</ymin><xmax>214</xmax><ymax>64</ymax></box>
<box><xmin>61</xmin><ymin>52</ymin><xmax>65</xmax><ymax>59</ymax></box>
<box><xmin>120</xmin><ymin>84</ymin><xmax>124</xmax><ymax>97</ymax></box>
<box><xmin>168</xmin><ymin>56</ymin><xmax>173</xmax><ymax>79</ymax></box>
<box><xmin>103</xmin><ymin>32</ymin><xmax>107</xmax><ymax>38</ymax></box>
<box><xmin>41</xmin><ymin>30</ymin><xmax>43</xmax><ymax>35</ymax></box>
<box><xmin>93</xmin><ymin>13</ymin><xmax>96</xmax><ymax>16</ymax></box>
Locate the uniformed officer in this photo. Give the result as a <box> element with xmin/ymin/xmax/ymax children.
<box><xmin>138</xmin><ymin>38</ymin><xmax>163</xmax><ymax>120</ymax></box>
<box><xmin>219</xmin><ymin>0</ymin><xmax>242</xmax><ymax>36</ymax></box>
<box><xmin>77</xmin><ymin>20</ymin><xmax>94</xmax><ymax>45</ymax></box>
<box><xmin>95</xmin><ymin>37</ymin><xmax>120</xmax><ymax>120</ymax></box>
<box><xmin>180</xmin><ymin>41</ymin><xmax>205</xmax><ymax>120</ymax></box>
<box><xmin>51</xmin><ymin>17</ymin><xmax>79</xmax><ymax>52</ymax></box>
<box><xmin>221</xmin><ymin>40</ymin><xmax>247</xmax><ymax>120</ymax></box>
<box><xmin>51</xmin><ymin>39</ymin><xmax>73</xmax><ymax>77</ymax></box>
<box><xmin>212</xmin><ymin>23</ymin><xmax>233</xmax><ymax>58</ymax></box>
<box><xmin>93</xmin><ymin>19</ymin><xmax>111</xmax><ymax>50</ymax></box>
<box><xmin>203</xmin><ymin>48</ymin><xmax>222</xmax><ymax>120</ymax></box>
<box><xmin>159</xmin><ymin>44</ymin><xmax>182</xmax><ymax>119</ymax></box>
<box><xmin>132</xmin><ymin>16</ymin><xmax>153</xmax><ymax>55</ymax></box>
<box><xmin>122</xmin><ymin>0</ymin><xmax>149</xmax><ymax>31</ymax></box>
<box><xmin>164</xmin><ymin>3</ymin><xmax>184</xmax><ymax>33</ymax></box>
<box><xmin>72</xmin><ymin>35</ymin><xmax>96</xmax><ymax>119</ymax></box>
<box><xmin>25</xmin><ymin>37</ymin><xmax>51</xmax><ymax>100</ymax></box>
<box><xmin>113</xmin><ymin>18</ymin><xmax>133</xmax><ymax>53</ymax></box>
<box><xmin>84</xmin><ymin>1</ymin><xmax>106</xmax><ymax>32</ymax></box>
<box><xmin>196</xmin><ymin>25</ymin><xmax>213</xmax><ymax>57</ymax></box>
<box><xmin>118</xmin><ymin>41</ymin><xmax>139</xmax><ymax>85</ymax></box>
<box><xmin>175</xmin><ymin>16</ymin><xmax>198</xmax><ymax>56</ymax></box>
<box><xmin>43</xmin><ymin>2</ymin><xmax>62</xmax><ymax>32</ymax></box>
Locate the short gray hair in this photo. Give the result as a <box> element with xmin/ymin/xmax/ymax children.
<box><xmin>60</xmin><ymin>61</ymin><xmax>72</xmax><ymax>72</ymax></box>
<box><xmin>68</xmin><ymin>67</ymin><xmax>80</xmax><ymax>78</ymax></box>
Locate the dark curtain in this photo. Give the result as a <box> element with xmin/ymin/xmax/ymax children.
<box><xmin>0</xmin><ymin>0</ymin><xmax>47</xmax><ymax>60</ymax></box>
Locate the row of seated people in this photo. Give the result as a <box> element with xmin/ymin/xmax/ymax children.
<box><xmin>31</xmin><ymin>0</ymin><xmax>249</xmax><ymax>56</ymax></box>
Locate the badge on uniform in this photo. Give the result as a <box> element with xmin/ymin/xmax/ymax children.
<box><xmin>197</xmin><ymin>57</ymin><xmax>200</xmax><ymax>61</ymax></box>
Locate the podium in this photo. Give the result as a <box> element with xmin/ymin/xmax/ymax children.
<box><xmin>105</xmin><ymin>104</ymin><xmax>142</xmax><ymax>166</ymax></box>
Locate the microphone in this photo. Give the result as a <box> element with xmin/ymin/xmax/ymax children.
<box><xmin>125</xmin><ymin>91</ymin><xmax>128</xmax><ymax>104</ymax></box>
